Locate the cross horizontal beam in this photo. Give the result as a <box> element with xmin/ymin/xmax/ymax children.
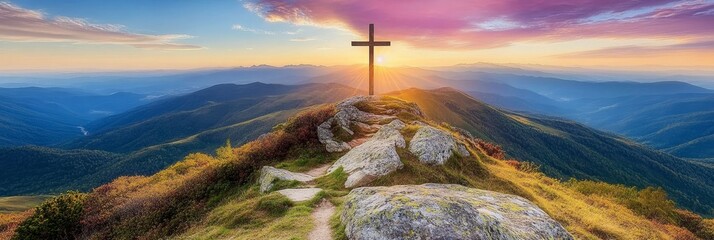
<box><xmin>351</xmin><ymin>41</ymin><xmax>391</xmax><ymax>47</ymax></box>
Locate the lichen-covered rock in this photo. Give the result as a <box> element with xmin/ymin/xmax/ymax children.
<box><xmin>317</xmin><ymin>96</ymin><xmax>396</xmax><ymax>152</ymax></box>
<box><xmin>328</xmin><ymin>119</ymin><xmax>406</xmax><ymax>188</ymax></box>
<box><xmin>341</xmin><ymin>184</ymin><xmax>573</xmax><ymax>240</ymax></box>
<box><xmin>259</xmin><ymin>166</ymin><xmax>315</xmax><ymax>193</ymax></box>
<box><xmin>409</xmin><ymin>126</ymin><xmax>470</xmax><ymax>165</ymax></box>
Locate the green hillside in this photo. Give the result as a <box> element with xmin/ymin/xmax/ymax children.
<box><xmin>563</xmin><ymin>93</ymin><xmax>714</xmax><ymax>159</ymax></box>
<box><xmin>68</xmin><ymin>83</ymin><xmax>359</xmax><ymax>152</ymax></box>
<box><xmin>0</xmin><ymin>83</ymin><xmax>359</xmax><ymax>196</ymax></box>
<box><xmin>389</xmin><ymin>88</ymin><xmax>714</xmax><ymax>215</ymax></box>
<box><xmin>0</xmin><ymin>146</ymin><xmax>120</xmax><ymax>195</ymax></box>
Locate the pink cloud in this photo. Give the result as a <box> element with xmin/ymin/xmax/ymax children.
<box><xmin>245</xmin><ymin>0</ymin><xmax>714</xmax><ymax>49</ymax></box>
<box><xmin>0</xmin><ymin>2</ymin><xmax>201</xmax><ymax>50</ymax></box>
<box><xmin>557</xmin><ymin>40</ymin><xmax>714</xmax><ymax>58</ymax></box>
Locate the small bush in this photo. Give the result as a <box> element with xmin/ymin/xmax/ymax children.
<box><xmin>215</xmin><ymin>139</ymin><xmax>236</xmax><ymax>160</ymax></box>
<box><xmin>675</xmin><ymin>209</ymin><xmax>702</xmax><ymax>232</ymax></box>
<box><xmin>473</xmin><ymin>138</ymin><xmax>505</xmax><ymax>159</ymax></box>
<box><xmin>505</xmin><ymin>160</ymin><xmax>540</xmax><ymax>173</ymax></box>
<box><xmin>0</xmin><ymin>211</ymin><xmax>33</xmax><ymax>240</ymax></box>
<box><xmin>257</xmin><ymin>194</ymin><xmax>293</xmax><ymax>216</ymax></box>
<box><xmin>13</xmin><ymin>191</ymin><xmax>87</xmax><ymax>240</ymax></box>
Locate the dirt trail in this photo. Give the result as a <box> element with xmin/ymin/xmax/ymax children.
<box><xmin>305</xmin><ymin>163</ymin><xmax>331</xmax><ymax>177</ymax></box>
<box><xmin>308</xmin><ymin>199</ymin><xmax>336</xmax><ymax>240</ymax></box>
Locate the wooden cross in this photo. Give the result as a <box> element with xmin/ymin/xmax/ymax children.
<box><xmin>352</xmin><ymin>24</ymin><xmax>390</xmax><ymax>95</ymax></box>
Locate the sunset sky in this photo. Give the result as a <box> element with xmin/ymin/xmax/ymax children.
<box><xmin>1</xmin><ymin>0</ymin><xmax>713</xmax><ymax>71</ymax></box>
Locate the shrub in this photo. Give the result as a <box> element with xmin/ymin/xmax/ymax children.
<box><xmin>472</xmin><ymin>138</ymin><xmax>505</xmax><ymax>159</ymax></box>
<box><xmin>505</xmin><ymin>160</ymin><xmax>540</xmax><ymax>173</ymax></box>
<box><xmin>13</xmin><ymin>191</ymin><xmax>87</xmax><ymax>240</ymax></box>
<box><xmin>675</xmin><ymin>209</ymin><xmax>702</xmax><ymax>232</ymax></box>
<box><xmin>0</xmin><ymin>211</ymin><xmax>33</xmax><ymax>240</ymax></box>
<box><xmin>631</xmin><ymin>187</ymin><xmax>677</xmax><ymax>224</ymax></box>
<box><xmin>215</xmin><ymin>139</ymin><xmax>235</xmax><ymax>160</ymax></box>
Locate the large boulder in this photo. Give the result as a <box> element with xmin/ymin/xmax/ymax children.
<box><xmin>328</xmin><ymin>120</ymin><xmax>406</xmax><ymax>188</ymax></box>
<box><xmin>258</xmin><ymin>166</ymin><xmax>315</xmax><ymax>193</ymax></box>
<box><xmin>409</xmin><ymin>126</ymin><xmax>470</xmax><ymax>165</ymax></box>
<box><xmin>341</xmin><ymin>184</ymin><xmax>573</xmax><ymax>240</ymax></box>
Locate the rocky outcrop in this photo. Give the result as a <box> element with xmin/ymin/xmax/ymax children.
<box><xmin>341</xmin><ymin>184</ymin><xmax>573</xmax><ymax>240</ymax></box>
<box><xmin>317</xmin><ymin>118</ymin><xmax>352</xmax><ymax>152</ymax></box>
<box><xmin>318</xmin><ymin>96</ymin><xmax>397</xmax><ymax>153</ymax></box>
<box><xmin>327</xmin><ymin>120</ymin><xmax>406</xmax><ymax>188</ymax></box>
<box><xmin>409</xmin><ymin>126</ymin><xmax>470</xmax><ymax>165</ymax></box>
<box><xmin>259</xmin><ymin>166</ymin><xmax>315</xmax><ymax>193</ymax></box>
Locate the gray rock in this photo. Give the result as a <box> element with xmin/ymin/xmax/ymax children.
<box><xmin>317</xmin><ymin>118</ymin><xmax>352</xmax><ymax>153</ymax></box>
<box><xmin>341</xmin><ymin>184</ymin><xmax>573</xmax><ymax>240</ymax></box>
<box><xmin>409</xmin><ymin>126</ymin><xmax>470</xmax><ymax>165</ymax></box>
<box><xmin>328</xmin><ymin>119</ymin><xmax>406</xmax><ymax>188</ymax></box>
<box><xmin>317</xmin><ymin>96</ymin><xmax>397</xmax><ymax>153</ymax></box>
<box><xmin>259</xmin><ymin>166</ymin><xmax>315</xmax><ymax>193</ymax></box>
<box><xmin>276</xmin><ymin>188</ymin><xmax>322</xmax><ymax>202</ymax></box>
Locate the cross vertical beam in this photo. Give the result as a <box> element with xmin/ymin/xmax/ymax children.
<box><xmin>352</xmin><ymin>24</ymin><xmax>390</xmax><ymax>95</ymax></box>
<box><xmin>369</xmin><ymin>24</ymin><xmax>374</xmax><ymax>96</ymax></box>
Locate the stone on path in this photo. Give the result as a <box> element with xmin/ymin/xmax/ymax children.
<box><xmin>276</xmin><ymin>188</ymin><xmax>322</xmax><ymax>202</ymax></box>
<box><xmin>259</xmin><ymin>166</ymin><xmax>315</xmax><ymax>193</ymax></box>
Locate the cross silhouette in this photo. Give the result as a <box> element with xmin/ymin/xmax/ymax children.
<box><xmin>352</xmin><ymin>24</ymin><xmax>390</xmax><ymax>95</ymax></box>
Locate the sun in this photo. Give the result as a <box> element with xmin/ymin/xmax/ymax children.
<box><xmin>376</xmin><ymin>55</ymin><xmax>385</xmax><ymax>65</ymax></box>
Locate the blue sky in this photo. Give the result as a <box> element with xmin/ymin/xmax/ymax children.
<box><xmin>1</xmin><ymin>0</ymin><xmax>713</xmax><ymax>71</ymax></box>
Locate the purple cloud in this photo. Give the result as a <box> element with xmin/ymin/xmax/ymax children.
<box><xmin>244</xmin><ymin>0</ymin><xmax>714</xmax><ymax>49</ymax></box>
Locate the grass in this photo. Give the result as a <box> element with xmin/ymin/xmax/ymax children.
<box><xmin>315</xmin><ymin>167</ymin><xmax>348</xmax><ymax>191</ymax></box>
<box><xmin>257</xmin><ymin>193</ymin><xmax>294</xmax><ymax>216</ymax></box>
<box><xmin>0</xmin><ymin>196</ymin><xmax>52</xmax><ymax>214</ymax></box>
<box><xmin>275</xmin><ymin>147</ymin><xmax>337</xmax><ymax>173</ymax></box>
<box><xmin>177</xmin><ymin>187</ymin><xmax>316</xmax><ymax>240</ymax></box>
<box><xmin>329</xmin><ymin>204</ymin><xmax>347</xmax><ymax>240</ymax></box>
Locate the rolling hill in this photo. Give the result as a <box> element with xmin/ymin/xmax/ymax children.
<box><xmin>0</xmin><ymin>146</ymin><xmax>120</xmax><ymax>195</ymax></box>
<box><xmin>67</xmin><ymin>82</ymin><xmax>359</xmax><ymax>152</ymax></box>
<box><xmin>389</xmin><ymin>88</ymin><xmax>714</xmax><ymax>215</ymax></box>
<box><xmin>562</xmin><ymin>93</ymin><xmax>714</xmax><ymax>159</ymax></box>
<box><xmin>0</xmin><ymin>87</ymin><xmax>149</xmax><ymax>146</ymax></box>
<box><xmin>0</xmin><ymin>83</ymin><xmax>360</xmax><ymax>196</ymax></box>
